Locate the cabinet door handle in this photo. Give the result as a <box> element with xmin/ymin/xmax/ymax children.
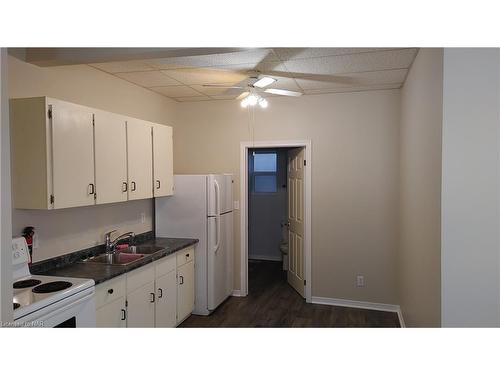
<box><xmin>179</xmin><ymin>275</ymin><xmax>184</xmax><ymax>285</ymax></box>
<box><xmin>107</xmin><ymin>288</ymin><xmax>114</xmax><ymax>294</ymax></box>
<box><xmin>88</xmin><ymin>183</ymin><xmax>95</xmax><ymax>195</ymax></box>
<box><xmin>150</xmin><ymin>292</ymin><xmax>155</xmax><ymax>303</ymax></box>
<box><xmin>158</xmin><ymin>288</ymin><xmax>163</xmax><ymax>298</ymax></box>
<box><xmin>131</xmin><ymin>181</ymin><xmax>136</xmax><ymax>191</ymax></box>
<box><xmin>122</xmin><ymin>182</ymin><xmax>128</xmax><ymax>192</ymax></box>
<box><xmin>156</xmin><ymin>180</ymin><xmax>161</xmax><ymax>189</ymax></box>
<box><xmin>121</xmin><ymin>308</ymin><xmax>126</xmax><ymax>321</ymax></box>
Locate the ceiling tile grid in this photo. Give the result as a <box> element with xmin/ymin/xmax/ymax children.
<box><xmin>87</xmin><ymin>48</ymin><xmax>418</xmax><ymax>102</ymax></box>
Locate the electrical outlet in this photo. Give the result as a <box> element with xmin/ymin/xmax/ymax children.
<box><xmin>233</xmin><ymin>200</ymin><xmax>240</xmax><ymax>210</ymax></box>
<box><xmin>356</xmin><ymin>275</ymin><xmax>365</xmax><ymax>287</ymax></box>
<box><xmin>140</xmin><ymin>212</ymin><xmax>146</xmax><ymax>224</ymax></box>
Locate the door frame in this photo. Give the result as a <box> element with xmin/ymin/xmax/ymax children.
<box><xmin>239</xmin><ymin>140</ymin><xmax>312</xmax><ymax>302</ymax></box>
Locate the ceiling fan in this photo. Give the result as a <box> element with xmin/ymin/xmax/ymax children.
<box><xmin>202</xmin><ymin>71</ymin><xmax>303</xmax><ymax>108</ymax></box>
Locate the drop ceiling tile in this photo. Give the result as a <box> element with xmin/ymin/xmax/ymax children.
<box><xmin>209</xmin><ymin>95</ymin><xmax>240</xmax><ymax>100</ymax></box>
<box><xmin>282</xmin><ymin>48</ymin><xmax>418</xmax><ymax>75</ymax></box>
<box><xmin>90</xmin><ymin>60</ymin><xmax>156</xmax><ymax>73</ymax></box>
<box><xmin>273</xmin><ymin>48</ymin><xmax>396</xmax><ymax>61</ymax></box>
<box><xmin>161</xmin><ymin>68</ymin><xmax>248</xmax><ymax>85</ymax></box>
<box><xmin>150</xmin><ymin>85</ymin><xmax>203</xmax><ymax>98</ymax></box>
<box><xmin>190</xmin><ymin>84</ymin><xmax>245</xmax><ymax>96</ymax></box>
<box><xmin>115</xmin><ymin>71</ymin><xmax>180</xmax><ymax>87</ymax></box>
<box><xmin>295</xmin><ymin>69</ymin><xmax>408</xmax><ymax>90</ymax></box>
<box><xmin>303</xmin><ymin>83</ymin><xmax>401</xmax><ymax>95</ymax></box>
<box><xmin>147</xmin><ymin>49</ymin><xmax>278</xmax><ymax>69</ymax></box>
<box><xmin>175</xmin><ymin>96</ymin><xmax>213</xmax><ymax>102</ymax></box>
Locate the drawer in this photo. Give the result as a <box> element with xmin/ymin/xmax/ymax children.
<box><xmin>95</xmin><ymin>275</ymin><xmax>126</xmax><ymax>308</ymax></box>
<box><xmin>176</xmin><ymin>246</ymin><xmax>194</xmax><ymax>267</ymax></box>
<box><xmin>126</xmin><ymin>263</ymin><xmax>155</xmax><ymax>293</ymax></box>
<box><xmin>155</xmin><ymin>254</ymin><xmax>176</xmax><ymax>278</ymax></box>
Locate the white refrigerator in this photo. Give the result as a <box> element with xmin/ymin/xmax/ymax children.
<box><xmin>155</xmin><ymin>174</ymin><xmax>233</xmax><ymax>316</ymax></box>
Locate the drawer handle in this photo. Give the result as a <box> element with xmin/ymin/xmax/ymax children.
<box><xmin>107</xmin><ymin>288</ymin><xmax>114</xmax><ymax>294</ymax></box>
<box><xmin>131</xmin><ymin>181</ymin><xmax>137</xmax><ymax>192</ymax></box>
<box><xmin>88</xmin><ymin>183</ymin><xmax>95</xmax><ymax>195</ymax></box>
<box><xmin>122</xmin><ymin>182</ymin><xmax>128</xmax><ymax>192</ymax></box>
<box><xmin>158</xmin><ymin>288</ymin><xmax>163</xmax><ymax>298</ymax></box>
<box><xmin>156</xmin><ymin>180</ymin><xmax>161</xmax><ymax>189</ymax></box>
<box><xmin>179</xmin><ymin>275</ymin><xmax>184</xmax><ymax>285</ymax></box>
<box><xmin>121</xmin><ymin>308</ymin><xmax>126</xmax><ymax>321</ymax></box>
<box><xmin>150</xmin><ymin>292</ymin><xmax>155</xmax><ymax>303</ymax></box>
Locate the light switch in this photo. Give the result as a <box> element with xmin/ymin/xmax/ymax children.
<box><xmin>233</xmin><ymin>200</ymin><xmax>240</xmax><ymax>210</ymax></box>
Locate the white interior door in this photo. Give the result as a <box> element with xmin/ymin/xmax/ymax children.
<box><xmin>127</xmin><ymin>119</ymin><xmax>153</xmax><ymax>200</ymax></box>
<box><xmin>287</xmin><ymin>148</ymin><xmax>305</xmax><ymax>297</ymax></box>
<box><xmin>50</xmin><ymin>101</ymin><xmax>95</xmax><ymax>209</ymax></box>
<box><xmin>94</xmin><ymin>111</ymin><xmax>128</xmax><ymax>204</ymax></box>
<box><xmin>152</xmin><ymin>124</ymin><xmax>173</xmax><ymax>197</ymax></box>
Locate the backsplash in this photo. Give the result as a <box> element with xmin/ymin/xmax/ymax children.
<box><xmin>12</xmin><ymin>199</ymin><xmax>154</xmax><ymax>262</ymax></box>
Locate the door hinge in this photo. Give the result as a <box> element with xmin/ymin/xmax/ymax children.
<box><xmin>92</xmin><ymin>114</ymin><xmax>95</xmax><ymax>126</ymax></box>
<box><xmin>125</xmin><ymin>300</ymin><xmax>128</xmax><ymax>307</ymax></box>
<box><xmin>50</xmin><ymin>195</ymin><xmax>54</xmax><ymax>205</ymax></box>
<box><xmin>304</xmin><ymin>279</ymin><xmax>306</xmax><ymax>286</ymax></box>
<box><xmin>47</xmin><ymin>108</ymin><xmax>52</xmax><ymax>119</ymax></box>
<box><xmin>303</xmin><ymin>160</ymin><xmax>307</xmax><ymax>166</ymax></box>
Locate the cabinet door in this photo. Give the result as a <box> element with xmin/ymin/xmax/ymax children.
<box><xmin>96</xmin><ymin>297</ymin><xmax>127</xmax><ymax>328</ymax></box>
<box><xmin>126</xmin><ymin>281</ymin><xmax>155</xmax><ymax>327</ymax></box>
<box><xmin>50</xmin><ymin>101</ymin><xmax>95</xmax><ymax>208</ymax></box>
<box><xmin>152</xmin><ymin>125</ymin><xmax>173</xmax><ymax>197</ymax></box>
<box><xmin>177</xmin><ymin>260</ymin><xmax>195</xmax><ymax>324</ymax></box>
<box><xmin>155</xmin><ymin>270</ymin><xmax>177</xmax><ymax>328</ymax></box>
<box><xmin>127</xmin><ymin>119</ymin><xmax>153</xmax><ymax>200</ymax></box>
<box><xmin>94</xmin><ymin>111</ymin><xmax>128</xmax><ymax>204</ymax></box>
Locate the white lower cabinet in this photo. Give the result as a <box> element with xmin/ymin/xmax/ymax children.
<box><xmin>94</xmin><ymin>246</ymin><xmax>195</xmax><ymax>328</ymax></box>
<box><xmin>95</xmin><ymin>275</ymin><xmax>127</xmax><ymax>328</ymax></box>
<box><xmin>155</xmin><ymin>271</ymin><xmax>177</xmax><ymax>327</ymax></box>
<box><xmin>176</xmin><ymin>249</ymin><xmax>195</xmax><ymax>324</ymax></box>
<box><xmin>96</xmin><ymin>297</ymin><xmax>127</xmax><ymax>328</ymax></box>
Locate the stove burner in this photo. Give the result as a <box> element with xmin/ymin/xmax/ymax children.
<box><xmin>32</xmin><ymin>281</ymin><xmax>72</xmax><ymax>294</ymax></box>
<box><xmin>13</xmin><ymin>279</ymin><xmax>42</xmax><ymax>289</ymax></box>
<box><xmin>13</xmin><ymin>303</ymin><xmax>20</xmax><ymax>310</ymax></box>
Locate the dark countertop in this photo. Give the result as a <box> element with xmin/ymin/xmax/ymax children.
<box><xmin>34</xmin><ymin>237</ymin><xmax>198</xmax><ymax>285</ymax></box>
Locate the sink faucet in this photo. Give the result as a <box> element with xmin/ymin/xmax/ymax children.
<box><xmin>104</xmin><ymin>230</ymin><xmax>135</xmax><ymax>254</ymax></box>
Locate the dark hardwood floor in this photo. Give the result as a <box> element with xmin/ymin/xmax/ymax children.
<box><xmin>180</xmin><ymin>260</ymin><xmax>400</xmax><ymax>328</ymax></box>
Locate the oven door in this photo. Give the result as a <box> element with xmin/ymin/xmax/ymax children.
<box><xmin>16</xmin><ymin>287</ymin><xmax>96</xmax><ymax>328</ymax></box>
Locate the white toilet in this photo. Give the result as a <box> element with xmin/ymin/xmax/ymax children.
<box><xmin>280</xmin><ymin>222</ymin><xmax>289</xmax><ymax>271</ymax></box>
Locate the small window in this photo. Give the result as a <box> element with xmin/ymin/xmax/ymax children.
<box><xmin>254</xmin><ymin>175</ymin><xmax>277</xmax><ymax>193</ymax></box>
<box><xmin>253</xmin><ymin>153</ymin><xmax>277</xmax><ymax>172</ymax></box>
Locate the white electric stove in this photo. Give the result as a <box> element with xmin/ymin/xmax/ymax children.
<box><xmin>12</xmin><ymin>237</ymin><xmax>96</xmax><ymax>327</ymax></box>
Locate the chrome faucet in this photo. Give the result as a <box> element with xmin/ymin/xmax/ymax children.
<box><xmin>104</xmin><ymin>230</ymin><xmax>135</xmax><ymax>254</ymax></box>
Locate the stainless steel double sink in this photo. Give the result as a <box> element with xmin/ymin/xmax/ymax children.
<box><xmin>81</xmin><ymin>245</ymin><xmax>164</xmax><ymax>266</ymax></box>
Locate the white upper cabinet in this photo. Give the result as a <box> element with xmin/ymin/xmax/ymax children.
<box><xmin>152</xmin><ymin>124</ymin><xmax>174</xmax><ymax>197</ymax></box>
<box><xmin>94</xmin><ymin>110</ymin><xmax>128</xmax><ymax>205</ymax></box>
<box><xmin>10</xmin><ymin>97</ymin><xmax>173</xmax><ymax>209</ymax></box>
<box><xmin>51</xmin><ymin>99</ymin><xmax>96</xmax><ymax>209</ymax></box>
<box><xmin>127</xmin><ymin>119</ymin><xmax>153</xmax><ymax>201</ymax></box>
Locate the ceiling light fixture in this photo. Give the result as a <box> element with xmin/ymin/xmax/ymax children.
<box><xmin>253</xmin><ymin>77</ymin><xmax>276</xmax><ymax>88</ymax></box>
<box><xmin>240</xmin><ymin>93</ymin><xmax>269</xmax><ymax>109</ymax></box>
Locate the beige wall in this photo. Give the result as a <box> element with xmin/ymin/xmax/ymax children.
<box><xmin>174</xmin><ymin>90</ymin><xmax>401</xmax><ymax>304</ymax></box>
<box><xmin>398</xmin><ymin>48</ymin><xmax>443</xmax><ymax>326</ymax></box>
<box><xmin>8</xmin><ymin>55</ymin><xmax>177</xmax><ymax>261</ymax></box>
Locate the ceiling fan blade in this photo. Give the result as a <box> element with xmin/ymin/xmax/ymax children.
<box><xmin>236</xmin><ymin>91</ymin><xmax>250</xmax><ymax>100</ymax></box>
<box><xmin>264</xmin><ymin>88</ymin><xmax>303</xmax><ymax>97</ymax></box>
<box><xmin>262</xmin><ymin>70</ymin><xmax>357</xmax><ymax>84</ymax></box>
<box><xmin>202</xmin><ymin>84</ymin><xmax>245</xmax><ymax>89</ymax></box>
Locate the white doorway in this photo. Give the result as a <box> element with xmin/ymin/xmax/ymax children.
<box><xmin>240</xmin><ymin>140</ymin><xmax>312</xmax><ymax>302</ymax></box>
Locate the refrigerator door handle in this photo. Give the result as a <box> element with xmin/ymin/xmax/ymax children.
<box><xmin>214</xmin><ymin>179</ymin><xmax>221</xmax><ymax>253</ymax></box>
